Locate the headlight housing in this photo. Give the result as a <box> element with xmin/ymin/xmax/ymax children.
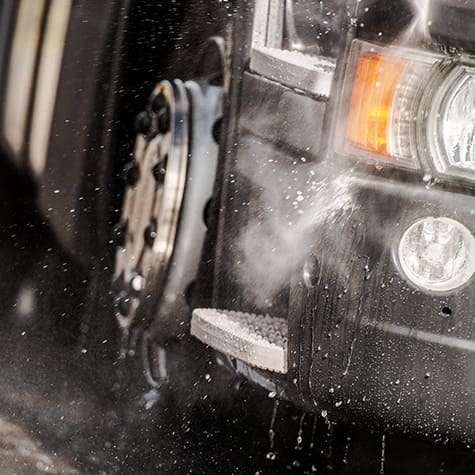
<box><xmin>340</xmin><ymin>40</ymin><xmax>475</xmax><ymax>185</ymax></box>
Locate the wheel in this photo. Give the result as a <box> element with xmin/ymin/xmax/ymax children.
<box><xmin>112</xmin><ymin>38</ymin><xmax>224</xmax><ymax>346</ymax></box>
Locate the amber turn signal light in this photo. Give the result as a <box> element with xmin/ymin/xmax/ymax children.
<box><xmin>346</xmin><ymin>51</ymin><xmax>406</xmax><ymax>156</ymax></box>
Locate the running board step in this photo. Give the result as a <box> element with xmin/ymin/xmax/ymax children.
<box><xmin>191</xmin><ymin>308</ymin><xmax>288</xmax><ymax>374</ymax></box>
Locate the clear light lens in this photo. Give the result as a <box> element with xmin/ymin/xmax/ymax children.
<box><xmin>398</xmin><ymin>217</ymin><xmax>475</xmax><ymax>292</ymax></box>
<box><xmin>388</xmin><ymin>62</ymin><xmax>430</xmax><ymax>160</ymax></box>
<box><xmin>433</xmin><ymin>69</ymin><xmax>475</xmax><ymax>178</ymax></box>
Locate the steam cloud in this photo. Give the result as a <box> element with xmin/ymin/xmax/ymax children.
<box><xmin>233</xmin><ymin>137</ymin><xmax>354</xmax><ymax>308</ymax></box>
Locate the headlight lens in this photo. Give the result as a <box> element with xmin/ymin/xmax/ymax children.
<box><xmin>398</xmin><ymin>217</ymin><xmax>475</xmax><ymax>292</ymax></box>
<box><xmin>428</xmin><ymin>66</ymin><xmax>475</xmax><ymax>180</ymax></box>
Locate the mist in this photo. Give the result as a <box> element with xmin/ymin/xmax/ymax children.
<box><xmin>233</xmin><ymin>134</ymin><xmax>355</xmax><ymax>307</ymax></box>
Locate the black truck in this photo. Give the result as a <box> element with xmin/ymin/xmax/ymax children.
<box><xmin>0</xmin><ymin>0</ymin><xmax>474</xmax><ymax>451</ymax></box>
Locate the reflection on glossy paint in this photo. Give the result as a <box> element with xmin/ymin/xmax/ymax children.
<box><xmin>30</xmin><ymin>0</ymin><xmax>72</xmax><ymax>176</ymax></box>
<box><xmin>3</xmin><ymin>0</ymin><xmax>46</xmax><ymax>157</ymax></box>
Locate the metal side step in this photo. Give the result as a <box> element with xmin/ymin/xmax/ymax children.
<box><xmin>191</xmin><ymin>308</ymin><xmax>288</xmax><ymax>374</ymax></box>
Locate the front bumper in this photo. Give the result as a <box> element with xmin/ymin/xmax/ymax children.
<box><xmin>211</xmin><ymin>54</ymin><xmax>475</xmax><ymax>442</ymax></box>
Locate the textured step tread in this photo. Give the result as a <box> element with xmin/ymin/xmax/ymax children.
<box><xmin>191</xmin><ymin>308</ymin><xmax>288</xmax><ymax>373</ymax></box>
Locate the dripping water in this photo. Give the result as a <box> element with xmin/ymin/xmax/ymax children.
<box><xmin>342</xmin><ymin>336</ymin><xmax>356</xmax><ymax>377</ymax></box>
<box><xmin>380</xmin><ymin>433</ymin><xmax>387</xmax><ymax>475</ymax></box>
<box><xmin>342</xmin><ymin>433</ymin><xmax>352</xmax><ymax>465</ymax></box>
<box><xmin>309</xmin><ymin>414</ymin><xmax>317</xmax><ymax>451</ymax></box>
<box><xmin>266</xmin><ymin>399</ymin><xmax>279</xmax><ymax>461</ymax></box>
<box><xmin>309</xmin><ymin>414</ymin><xmax>318</xmax><ymax>473</ymax></box>
<box><xmin>295</xmin><ymin>414</ymin><xmax>305</xmax><ymax>451</ymax></box>
<box><xmin>322</xmin><ymin>411</ymin><xmax>334</xmax><ymax>470</ymax></box>
<box><xmin>291</xmin><ymin>413</ymin><xmax>306</xmax><ymax>470</ymax></box>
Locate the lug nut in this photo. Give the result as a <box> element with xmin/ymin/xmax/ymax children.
<box><xmin>112</xmin><ymin>221</ymin><xmax>127</xmax><ymax>247</ymax></box>
<box><xmin>130</xmin><ymin>273</ymin><xmax>145</xmax><ymax>294</ymax></box>
<box><xmin>135</xmin><ymin>111</ymin><xmax>152</xmax><ymax>135</ymax></box>
<box><xmin>157</xmin><ymin>107</ymin><xmax>170</xmax><ymax>134</ymax></box>
<box><xmin>116</xmin><ymin>290</ymin><xmax>131</xmax><ymax>317</ymax></box>
<box><xmin>212</xmin><ymin>117</ymin><xmax>223</xmax><ymax>144</ymax></box>
<box><xmin>144</xmin><ymin>220</ymin><xmax>157</xmax><ymax>247</ymax></box>
<box><xmin>123</xmin><ymin>161</ymin><xmax>140</xmax><ymax>186</ymax></box>
<box><xmin>152</xmin><ymin>156</ymin><xmax>167</xmax><ymax>184</ymax></box>
<box><xmin>151</xmin><ymin>92</ymin><xmax>166</xmax><ymax>113</ymax></box>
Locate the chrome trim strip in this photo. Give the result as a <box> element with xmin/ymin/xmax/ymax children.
<box><xmin>30</xmin><ymin>0</ymin><xmax>72</xmax><ymax>175</ymax></box>
<box><xmin>362</xmin><ymin>317</ymin><xmax>475</xmax><ymax>352</ymax></box>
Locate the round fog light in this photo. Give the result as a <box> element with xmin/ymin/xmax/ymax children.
<box><xmin>398</xmin><ymin>217</ymin><xmax>475</xmax><ymax>292</ymax></box>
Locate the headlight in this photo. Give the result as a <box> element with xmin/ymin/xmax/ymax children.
<box><xmin>398</xmin><ymin>217</ymin><xmax>475</xmax><ymax>292</ymax></box>
<box><xmin>340</xmin><ymin>39</ymin><xmax>475</xmax><ymax>185</ymax></box>
<box><xmin>426</xmin><ymin>65</ymin><xmax>475</xmax><ymax>181</ymax></box>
